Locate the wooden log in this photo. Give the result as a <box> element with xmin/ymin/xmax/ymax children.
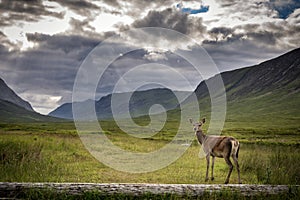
<box><xmin>0</xmin><ymin>182</ymin><xmax>298</xmax><ymax>198</ymax></box>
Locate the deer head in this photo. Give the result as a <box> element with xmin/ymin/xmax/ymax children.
<box><xmin>189</xmin><ymin>118</ymin><xmax>206</xmax><ymax>132</ymax></box>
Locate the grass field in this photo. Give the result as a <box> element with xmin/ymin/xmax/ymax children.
<box><xmin>0</xmin><ymin>120</ymin><xmax>299</xmax><ymax>185</ymax></box>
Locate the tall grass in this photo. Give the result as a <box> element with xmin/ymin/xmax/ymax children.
<box><xmin>0</xmin><ymin>140</ymin><xmax>63</xmax><ymax>182</ymax></box>
<box><xmin>240</xmin><ymin>144</ymin><xmax>300</xmax><ymax>185</ymax></box>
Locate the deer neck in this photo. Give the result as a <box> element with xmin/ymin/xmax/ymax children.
<box><xmin>195</xmin><ymin>130</ymin><xmax>206</xmax><ymax>144</ymax></box>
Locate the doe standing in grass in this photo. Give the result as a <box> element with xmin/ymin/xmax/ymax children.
<box><xmin>189</xmin><ymin>118</ymin><xmax>242</xmax><ymax>184</ymax></box>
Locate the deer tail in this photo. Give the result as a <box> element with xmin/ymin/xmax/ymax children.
<box><xmin>236</xmin><ymin>141</ymin><xmax>240</xmax><ymax>158</ymax></box>
<box><xmin>231</xmin><ymin>140</ymin><xmax>240</xmax><ymax>158</ymax></box>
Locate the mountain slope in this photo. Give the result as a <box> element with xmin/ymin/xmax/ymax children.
<box><xmin>0</xmin><ymin>99</ymin><xmax>60</xmax><ymax>122</ymax></box>
<box><xmin>194</xmin><ymin>48</ymin><xmax>300</xmax><ymax>100</ymax></box>
<box><xmin>49</xmin><ymin>88</ymin><xmax>190</xmax><ymax>119</ymax></box>
<box><xmin>0</xmin><ymin>77</ymin><xmax>63</xmax><ymax>122</ymax></box>
<box><xmin>182</xmin><ymin>48</ymin><xmax>300</xmax><ymax>132</ymax></box>
<box><xmin>0</xmin><ymin>78</ymin><xmax>33</xmax><ymax>111</ymax></box>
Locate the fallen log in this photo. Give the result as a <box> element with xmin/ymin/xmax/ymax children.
<box><xmin>0</xmin><ymin>182</ymin><xmax>298</xmax><ymax>198</ymax></box>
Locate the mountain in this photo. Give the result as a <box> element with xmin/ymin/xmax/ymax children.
<box><xmin>183</xmin><ymin>48</ymin><xmax>300</xmax><ymax>130</ymax></box>
<box><xmin>95</xmin><ymin>88</ymin><xmax>189</xmax><ymax>119</ymax></box>
<box><xmin>194</xmin><ymin>48</ymin><xmax>300</xmax><ymax>100</ymax></box>
<box><xmin>0</xmin><ymin>99</ymin><xmax>60</xmax><ymax>122</ymax></box>
<box><xmin>50</xmin><ymin>48</ymin><xmax>300</xmax><ymax>125</ymax></box>
<box><xmin>48</xmin><ymin>99</ymin><xmax>94</xmax><ymax>120</ymax></box>
<box><xmin>0</xmin><ymin>78</ymin><xmax>33</xmax><ymax>111</ymax></box>
<box><xmin>0</xmin><ymin>77</ymin><xmax>62</xmax><ymax>122</ymax></box>
<box><xmin>49</xmin><ymin>88</ymin><xmax>190</xmax><ymax>119</ymax></box>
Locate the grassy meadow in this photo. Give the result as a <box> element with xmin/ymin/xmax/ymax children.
<box><xmin>0</xmin><ymin>118</ymin><xmax>299</xmax><ymax>185</ymax></box>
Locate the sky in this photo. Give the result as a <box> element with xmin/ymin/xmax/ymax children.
<box><xmin>0</xmin><ymin>0</ymin><xmax>300</xmax><ymax>114</ymax></box>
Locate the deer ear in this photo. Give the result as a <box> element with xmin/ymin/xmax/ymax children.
<box><xmin>189</xmin><ymin>118</ymin><xmax>193</xmax><ymax>124</ymax></box>
<box><xmin>202</xmin><ymin>118</ymin><xmax>206</xmax><ymax>123</ymax></box>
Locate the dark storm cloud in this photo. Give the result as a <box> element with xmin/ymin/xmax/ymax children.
<box><xmin>2</xmin><ymin>30</ymin><xmax>202</xmax><ymax>106</ymax></box>
<box><xmin>243</xmin><ymin>20</ymin><xmax>300</xmax><ymax>48</ymax></box>
<box><xmin>49</xmin><ymin>0</ymin><xmax>100</xmax><ymax>16</ymax></box>
<box><xmin>0</xmin><ymin>0</ymin><xmax>64</xmax><ymax>26</ymax></box>
<box><xmin>203</xmin><ymin>39</ymin><xmax>285</xmax><ymax>72</ymax></box>
<box><xmin>0</xmin><ymin>33</ymin><xmax>102</xmax><ymax>106</ymax></box>
<box><xmin>123</xmin><ymin>0</ymin><xmax>300</xmax><ymax>75</ymax></box>
<box><xmin>217</xmin><ymin>0</ymin><xmax>278</xmax><ymax>19</ymax></box>
<box><xmin>205</xmin><ymin>28</ymin><xmax>279</xmax><ymax>47</ymax></box>
<box><xmin>101</xmin><ymin>0</ymin><xmax>121</xmax><ymax>8</ymax></box>
<box><xmin>202</xmin><ymin>26</ymin><xmax>297</xmax><ymax>71</ymax></box>
<box><xmin>200</xmin><ymin>11</ymin><xmax>300</xmax><ymax>70</ymax></box>
<box><xmin>204</xmin><ymin>13</ymin><xmax>300</xmax><ymax>49</ymax></box>
<box><xmin>207</xmin><ymin>27</ymin><xmax>234</xmax><ymax>42</ymax></box>
<box><xmin>26</xmin><ymin>33</ymin><xmax>100</xmax><ymax>55</ymax></box>
<box><xmin>132</xmin><ymin>8</ymin><xmax>206</xmax><ymax>36</ymax></box>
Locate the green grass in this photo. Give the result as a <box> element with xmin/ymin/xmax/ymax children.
<box><xmin>0</xmin><ymin>121</ymin><xmax>299</xmax><ymax>184</ymax></box>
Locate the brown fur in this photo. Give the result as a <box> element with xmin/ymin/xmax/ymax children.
<box><xmin>190</xmin><ymin>118</ymin><xmax>241</xmax><ymax>184</ymax></box>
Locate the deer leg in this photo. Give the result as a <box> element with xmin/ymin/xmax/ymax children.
<box><xmin>224</xmin><ymin>156</ymin><xmax>233</xmax><ymax>184</ymax></box>
<box><xmin>232</xmin><ymin>155</ymin><xmax>242</xmax><ymax>184</ymax></box>
<box><xmin>211</xmin><ymin>156</ymin><xmax>215</xmax><ymax>181</ymax></box>
<box><xmin>205</xmin><ymin>154</ymin><xmax>210</xmax><ymax>182</ymax></box>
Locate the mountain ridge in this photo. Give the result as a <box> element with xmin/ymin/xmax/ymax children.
<box><xmin>49</xmin><ymin>88</ymin><xmax>191</xmax><ymax>119</ymax></box>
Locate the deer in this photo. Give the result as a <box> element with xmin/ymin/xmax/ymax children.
<box><xmin>189</xmin><ymin>118</ymin><xmax>241</xmax><ymax>184</ymax></box>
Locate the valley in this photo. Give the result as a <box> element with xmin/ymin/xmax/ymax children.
<box><xmin>0</xmin><ymin>48</ymin><xmax>299</xmax><ymax>186</ymax></box>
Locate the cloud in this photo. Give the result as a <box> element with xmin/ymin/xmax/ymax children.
<box><xmin>195</xmin><ymin>2</ymin><xmax>300</xmax><ymax>71</ymax></box>
<box><xmin>26</xmin><ymin>33</ymin><xmax>100</xmax><ymax>54</ymax></box>
<box><xmin>143</xmin><ymin>50</ymin><xmax>169</xmax><ymax>61</ymax></box>
<box><xmin>216</xmin><ymin>0</ymin><xmax>300</xmax><ymax>21</ymax></box>
<box><xmin>201</xmin><ymin>21</ymin><xmax>300</xmax><ymax>71</ymax></box>
<box><xmin>1</xmin><ymin>31</ymin><xmax>202</xmax><ymax>113</ymax></box>
<box><xmin>50</xmin><ymin>0</ymin><xmax>100</xmax><ymax>16</ymax></box>
<box><xmin>203</xmin><ymin>39</ymin><xmax>285</xmax><ymax>71</ymax></box>
<box><xmin>0</xmin><ymin>0</ymin><xmax>64</xmax><ymax>26</ymax></box>
<box><xmin>217</xmin><ymin>0</ymin><xmax>278</xmax><ymax>22</ymax></box>
<box><xmin>0</xmin><ymin>33</ymin><xmax>102</xmax><ymax>112</ymax></box>
<box><xmin>20</xmin><ymin>93</ymin><xmax>62</xmax><ymax>114</ymax></box>
<box><xmin>131</xmin><ymin>8</ymin><xmax>206</xmax><ymax>37</ymax></box>
<box><xmin>0</xmin><ymin>31</ymin><xmax>16</xmax><ymax>52</ymax></box>
<box><xmin>269</xmin><ymin>0</ymin><xmax>300</xmax><ymax>19</ymax></box>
